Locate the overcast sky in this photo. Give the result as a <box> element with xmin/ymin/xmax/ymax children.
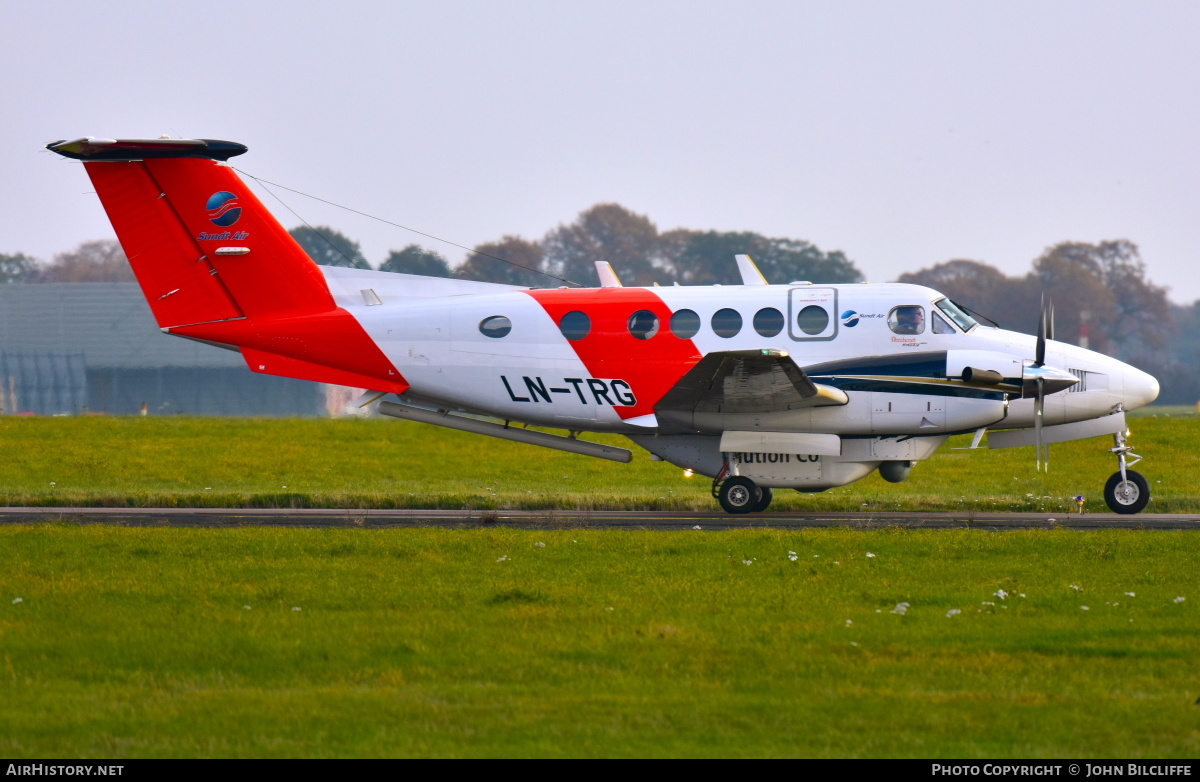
<box><xmin>4</xmin><ymin>1</ymin><xmax>1198</xmax><ymax>301</ymax></box>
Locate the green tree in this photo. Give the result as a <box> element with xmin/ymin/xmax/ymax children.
<box><xmin>543</xmin><ymin>204</ymin><xmax>660</xmax><ymax>286</ymax></box>
<box><xmin>902</xmin><ymin>241</ymin><xmax>1173</xmax><ymax>359</ymax></box>
<box><xmin>379</xmin><ymin>245</ymin><xmax>452</xmax><ymax>277</ymax></box>
<box><xmin>660</xmin><ymin>230</ymin><xmax>862</xmax><ymax>286</ymax></box>
<box><xmin>288</xmin><ymin>225</ymin><xmax>370</xmax><ymax>269</ymax></box>
<box><xmin>1152</xmin><ymin>302</ymin><xmax>1200</xmax><ymax>404</ymax></box>
<box><xmin>1076</xmin><ymin>240</ymin><xmax>1169</xmax><ymax>354</ymax></box>
<box><xmin>1028</xmin><ymin>240</ymin><xmax>1170</xmax><ymax>356</ymax></box>
<box><xmin>454</xmin><ymin>236</ymin><xmax>547</xmax><ymax>287</ymax></box>
<box><xmin>897</xmin><ymin>259</ymin><xmax>1033</xmax><ymax>329</ymax></box>
<box><xmin>40</xmin><ymin>240</ymin><xmax>134</xmax><ymax>282</ymax></box>
<box><xmin>0</xmin><ymin>252</ymin><xmax>40</xmax><ymax>284</ymax></box>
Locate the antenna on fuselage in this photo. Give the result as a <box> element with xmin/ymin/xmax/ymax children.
<box><xmin>595</xmin><ymin>261</ymin><xmax>623</xmax><ymax>288</ymax></box>
<box><xmin>735</xmin><ymin>254</ymin><xmax>769</xmax><ymax>285</ymax></box>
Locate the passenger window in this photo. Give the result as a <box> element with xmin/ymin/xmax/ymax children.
<box><xmin>796</xmin><ymin>305</ymin><xmax>829</xmax><ymax>336</ymax></box>
<box><xmin>670</xmin><ymin>309</ymin><xmax>701</xmax><ymax>339</ymax></box>
<box><xmin>479</xmin><ymin>315</ymin><xmax>512</xmax><ymax>338</ymax></box>
<box><xmin>559</xmin><ymin>311</ymin><xmax>590</xmax><ymax>341</ymax></box>
<box><xmin>628</xmin><ymin>310</ymin><xmax>660</xmax><ymax>340</ymax></box>
<box><xmin>931</xmin><ymin>311</ymin><xmax>955</xmax><ymax>334</ymax></box>
<box><xmin>711</xmin><ymin>308</ymin><xmax>742</xmax><ymax>338</ymax></box>
<box><xmin>753</xmin><ymin>307</ymin><xmax>784</xmax><ymax>337</ymax></box>
<box><xmin>888</xmin><ymin>306</ymin><xmax>925</xmax><ymax>335</ymax></box>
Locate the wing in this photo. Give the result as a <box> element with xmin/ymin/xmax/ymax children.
<box><xmin>655</xmin><ymin>349</ymin><xmax>847</xmax><ymax>422</ymax></box>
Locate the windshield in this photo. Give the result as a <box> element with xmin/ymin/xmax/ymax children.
<box><xmin>934</xmin><ymin>298</ymin><xmax>977</xmax><ymax>332</ymax></box>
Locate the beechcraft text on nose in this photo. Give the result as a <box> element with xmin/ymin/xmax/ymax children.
<box><xmin>501</xmin><ymin>376</ymin><xmax>636</xmax><ymax>406</ymax></box>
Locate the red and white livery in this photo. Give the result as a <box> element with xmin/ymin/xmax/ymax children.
<box><xmin>47</xmin><ymin>136</ymin><xmax>1161</xmax><ymax>513</ymax></box>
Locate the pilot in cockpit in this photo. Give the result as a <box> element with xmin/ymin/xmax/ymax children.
<box><xmin>889</xmin><ymin>306</ymin><xmax>925</xmax><ymax>335</ymax></box>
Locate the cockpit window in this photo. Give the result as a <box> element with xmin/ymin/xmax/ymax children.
<box><xmin>888</xmin><ymin>306</ymin><xmax>925</xmax><ymax>335</ymax></box>
<box><xmin>931</xmin><ymin>310</ymin><xmax>956</xmax><ymax>334</ymax></box>
<box><xmin>935</xmin><ymin>298</ymin><xmax>978</xmax><ymax>332</ymax></box>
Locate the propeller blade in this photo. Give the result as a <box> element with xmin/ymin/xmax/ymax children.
<box><xmin>1046</xmin><ymin>298</ymin><xmax>1055</xmax><ymax>342</ymax></box>
<box><xmin>1035</xmin><ymin>294</ymin><xmax>1047</xmax><ymax>367</ymax></box>
<box><xmin>1036</xmin><ymin>376</ymin><xmax>1046</xmax><ymax>472</ymax></box>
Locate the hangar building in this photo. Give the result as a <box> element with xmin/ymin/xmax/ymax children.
<box><xmin>0</xmin><ymin>283</ymin><xmax>326</xmax><ymax>416</ymax></box>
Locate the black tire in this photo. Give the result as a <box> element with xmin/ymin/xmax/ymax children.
<box><xmin>718</xmin><ymin>476</ymin><xmax>761</xmax><ymax>514</ymax></box>
<box><xmin>751</xmin><ymin>486</ymin><xmax>774</xmax><ymax>513</ymax></box>
<box><xmin>1104</xmin><ymin>469</ymin><xmax>1150</xmax><ymax>514</ymax></box>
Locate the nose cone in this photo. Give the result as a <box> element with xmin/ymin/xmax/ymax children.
<box><xmin>1122</xmin><ymin>364</ymin><xmax>1160</xmax><ymax>410</ymax></box>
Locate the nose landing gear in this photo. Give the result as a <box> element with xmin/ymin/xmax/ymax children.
<box><xmin>1104</xmin><ymin>427</ymin><xmax>1149</xmax><ymax>514</ymax></box>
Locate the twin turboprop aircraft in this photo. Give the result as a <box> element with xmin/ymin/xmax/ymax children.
<box><xmin>47</xmin><ymin>136</ymin><xmax>1161</xmax><ymax>514</ymax></box>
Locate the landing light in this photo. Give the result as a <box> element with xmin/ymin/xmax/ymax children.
<box><xmin>683</xmin><ymin>469</ymin><xmax>694</xmax><ymax>478</ymax></box>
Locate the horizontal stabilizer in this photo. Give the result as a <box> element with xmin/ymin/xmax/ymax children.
<box><xmin>47</xmin><ymin>137</ymin><xmax>247</xmax><ymax>161</ymax></box>
<box><xmin>987</xmin><ymin>411</ymin><xmax>1126</xmax><ymax>449</ymax></box>
<box><xmin>243</xmin><ymin>348</ymin><xmax>408</xmax><ymax>394</ymax></box>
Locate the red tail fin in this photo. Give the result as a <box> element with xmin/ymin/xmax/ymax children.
<box><xmin>48</xmin><ymin>137</ymin><xmax>408</xmax><ymax>394</ymax></box>
<box><xmin>49</xmin><ymin>137</ymin><xmax>333</xmax><ymax>327</ymax></box>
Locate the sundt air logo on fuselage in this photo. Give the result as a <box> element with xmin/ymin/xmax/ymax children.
<box><xmin>840</xmin><ymin>310</ymin><xmax>884</xmax><ymax>327</ymax></box>
<box><xmin>206</xmin><ymin>191</ymin><xmax>242</xmax><ymax>227</ymax></box>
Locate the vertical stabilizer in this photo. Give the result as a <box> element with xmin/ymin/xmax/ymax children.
<box><xmin>48</xmin><ymin>137</ymin><xmax>335</xmax><ymax>328</ymax></box>
<box><xmin>47</xmin><ymin>137</ymin><xmax>409</xmax><ymax>394</ymax></box>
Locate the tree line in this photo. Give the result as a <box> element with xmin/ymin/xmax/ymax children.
<box><xmin>3</xmin><ymin>203</ymin><xmax>1196</xmax><ymax>402</ymax></box>
<box><xmin>285</xmin><ymin>202</ymin><xmax>864</xmax><ymax>288</ymax></box>
<box><xmin>897</xmin><ymin>242</ymin><xmax>1199</xmax><ymax>405</ymax></box>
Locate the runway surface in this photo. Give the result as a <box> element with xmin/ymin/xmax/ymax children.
<box><xmin>1</xmin><ymin>507</ymin><xmax>1198</xmax><ymax>530</ymax></box>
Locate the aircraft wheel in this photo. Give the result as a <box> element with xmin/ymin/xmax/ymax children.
<box><xmin>1104</xmin><ymin>469</ymin><xmax>1150</xmax><ymax>515</ymax></box>
<box><xmin>752</xmin><ymin>487</ymin><xmax>774</xmax><ymax>513</ymax></box>
<box><xmin>718</xmin><ymin>477</ymin><xmax>761</xmax><ymax>514</ymax></box>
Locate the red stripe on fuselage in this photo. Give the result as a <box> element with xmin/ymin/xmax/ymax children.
<box><xmin>170</xmin><ymin>308</ymin><xmax>410</xmax><ymax>395</ymax></box>
<box><xmin>525</xmin><ymin>288</ymin><xmax>701</xmax><ymax>419</ymax></box>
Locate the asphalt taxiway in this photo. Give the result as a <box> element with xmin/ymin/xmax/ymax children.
<box><xmin>1</xmin><ymin>507</ymin><xmax>1197</xmax><ymax>530</ymax></box>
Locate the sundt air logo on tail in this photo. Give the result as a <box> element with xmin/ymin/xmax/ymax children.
<box><xmin>206</xmin><ymin>191</ymin><xmax>242</xmax><ymax>227</ymax></box>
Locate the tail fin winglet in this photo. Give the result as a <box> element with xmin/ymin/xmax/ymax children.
<box><xmin>47</xmin><ymin>137</ymin><xmax>247</xmax><ymax>162</ymax></box>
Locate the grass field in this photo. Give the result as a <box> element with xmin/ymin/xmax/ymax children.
<box><xmin>1</xmin><ymin>412</ymin><xmax>1199</xmax><ymax>512</ymax></box>
<box><xmin>1</xmin><ymin>525</ymin><xmax>1197</xmax><ymax>758</ymax></box>
<box><xmin>2</xmin><ymin>414</ymin><xmax>1198</xmax><ymax>758</ymax></box>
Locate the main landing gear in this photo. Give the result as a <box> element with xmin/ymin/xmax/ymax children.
<box><xmin>1104</xmin><ymin>427</ymin><xmax>1150</xmax><ymax>514</ymax></box>
<box><xmin>713</xmin><ymin>476</ymin><xmax>774</xmax><ymax>514</ymax></box>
